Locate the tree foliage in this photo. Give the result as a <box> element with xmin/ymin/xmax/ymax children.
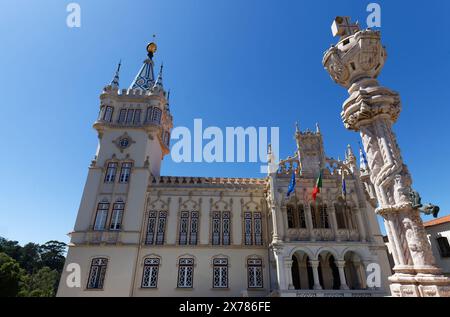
<box><xmin>0</xmin><ymin>237</ymin><xmax>66</xmax><ymax>297</ymax></box>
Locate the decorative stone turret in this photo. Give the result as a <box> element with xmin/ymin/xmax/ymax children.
<box><xmin>323</xmin><ymin>16</ymin><xmax>450</xmax><ymax>297</ymax></box>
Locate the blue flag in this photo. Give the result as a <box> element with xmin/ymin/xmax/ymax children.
<box><xmin>286</xmin><ymin>171</ymin><xmax>296</xmax><ymax>197</ymax></box>
<box><xmin>342</xmin><ymin>174</ymin><xmax>347</xmax><ymax>199</ymax></box>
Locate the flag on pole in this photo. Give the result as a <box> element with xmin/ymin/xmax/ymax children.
<box><xmin>359</xmin><ymin>142</ymin><xmax>369</xmax><ymax>168</ymax></box>
<box><xmin>286</xmin><ymin>170</ymin><xmax>296</xmax><ymax>197</ymax></box>
<box><xmin>341</xmin><ymin>172</ymin><xmax>347</xmax><ymax>200</ymax></box>
<box><xmin>312</xmin><ymin>170</ymin><xmax>322</xmax><ymax>201</ymax></box>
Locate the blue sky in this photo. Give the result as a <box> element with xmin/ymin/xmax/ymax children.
<box><xmin>0</xmin><ymin>0</ymin><xmax>449</xmax><ymax>245</ymax></box>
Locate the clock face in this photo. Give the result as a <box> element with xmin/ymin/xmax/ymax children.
<box><xmin>119</xmin><ymin>138</ymin><xmax>129</xmax><ymax>148</ymax></box>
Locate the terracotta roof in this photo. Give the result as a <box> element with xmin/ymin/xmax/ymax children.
<box><xmin>423</xmin><ymin>214</ymin><xmax>450</xmax><ymax>227</ymax></box>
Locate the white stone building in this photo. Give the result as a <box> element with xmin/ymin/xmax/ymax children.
<box><xmin>57</xmin><ymin>42</ymin><xmax>391</xmax><ymax>297</ymax></box>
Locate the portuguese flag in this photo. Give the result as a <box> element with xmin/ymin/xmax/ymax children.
<box><xmin>312</xmin><ymin>170</ymin><xmax>323</xmax><ymax>201</ymax></box>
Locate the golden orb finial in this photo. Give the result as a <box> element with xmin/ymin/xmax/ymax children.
<box><xmin>146</xmin><ymin>35</ymin><xmax>157</xmax><ymax>59</ymax></box>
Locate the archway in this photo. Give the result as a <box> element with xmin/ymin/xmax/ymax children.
<box><xmin>318</xmin><ymin>251</ymin><xmax>340</xmax><ymax>290</ymax></box>
<box><xmin>291</xmin><ymin>251</ymin><xmax>314</xmax><ymax>290</ymax></box>
<box><xmin>344</xmin><ymin>251</ymin><xmax>365</xmax><ymax>289</ymax></box>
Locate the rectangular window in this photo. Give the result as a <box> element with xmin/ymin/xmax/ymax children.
<box><xmin>212</xmin><ymin>212</ymin><xmax>221</xmax><ymax>245</ymax></box>
<box><xmin>141</xmin><ymin>258</ymin><xmax>160</xmax><ymax>288</ymax></box>
<box><xmin>244</xmin><ymin>212</ymin><xmax>252</xmax><ymax>245</ymax></box>
<box><xmin>94</xmin><ymin>203</ymin><xmax>109</xmax><ymax>231</ymax></box>
<box><xmin>190</xmin><ymin>212</ymin><xmax>199</xmax><ymax>245</ymax></box>
<box><xmin>287</xmin><ymin>205</ymin><xmax>295</xmax><ymax>229</ymax></box>
<box><xmin>133</xmin><ymin>109</ymin><xmax>141</xmax><ymax>125</ymax></box>
<box><xmin>104</xmin><ymin>162</ymin><xmax>117</xmax><ymax>183</ymax></box>
<box><xmin>118</xmin><ymin>109</ymin><xmax>127</xmax><ymax>123</ymax></box>
<box><xmin>437</xmin><ymin>237</ymin><xmax>450</xmax><ymax>257</ymax></box>
<box><xmin>247</xmin><ymin>259</ymin><xmax>263</xmax><ymax>288</ymax></box>
<box><xmin>126</xmin><ymin>109</ymin><xmax>135</xmax><ymax>124</ymax></box>
<box><xmin>119</xmin><ymin>162</ymin><xmax>132</xmax><ymax>184</ymax></box>
<box><xmin>87</xmin><ymin>258</ymin><xmax>108</xmax><ymax>289</ymax></box>
<box><xmin>155</xmin><ymin>212</ymin><xmax>167</xmax><ymax>245</ymax></box>
<box><xmin>298</xmin><ymin>204</ymin><xmax>306</xmax><ymax>228</ymax></box>
<box><xmin>145</xmin><ymin>211</ymin><xmax>157</xmax><ymax>245</ymax></box>
<box><xmin>254</xmin><ymin>212</ymin><xmax>262</xmax><ymax>246</ymax></box>
<box><xmin>177</xmin><ymin>258</ymin><xmax>194</xmax><ymax>288</ymax></box>
<box><xmin>213</xmin><ymin>258</ymin><xmax>228</xmax><ymax>288</ymax></box>
<box><xmin>222</xmin><ymin>211</ymin><xmax>231</xmax><ymax>246</ymax></box>
<box><xmin>152</xmin><ymin>108</ymin><xmax>162</xmax><ymax>124</ymax></box>
<box><xmin>110</xmin><ymin>201</ymin><xmax>124</xmax><ymax>230</ymax></box>
<box><xmin>179</xmin><ymin>212</ymin><xmax>189</xmax><ymax>245</ymax></box>
<box><xmin>104</xmin><ymin>106</ymin><xmax>113</xmax><ymax>122</ymax></box>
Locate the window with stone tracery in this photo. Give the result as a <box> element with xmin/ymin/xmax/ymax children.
<box><xmin>118</xmin><ymin>162</ymin><xmax>132</xmax><ymax>184</ymax></box>
<box><xmin>213</xmin><ymin>258</ymin><xmax>228</xmax><ymax>288</ymax></box>
<box><xmin>244</xmin><ymin>212</ymin><xmax>263</xmax><ymax>246</ymax></box>
<box><xmin>311</xmin><ymin>203</ymin><xmax>329</xmax><ymax>229</ymax></box>
<box><xmin>87</xmin><ymin>258</ymin><xmax>108</xmax><ymax>289</ymax></box>
<box><xmin>247</xmin><ymin>258</ymin><xmax>263</xmax><ymax>288</ymax></box>
<box><xmin>141</xmin><ymin>258</ymin><xmax>160</xmax><ymax>288</ymax></box>
<box><xmin>287</xmin><ymin>204</ymin><xmax>306</xmax><ymax>229</ymax></box>
<box><xmin>212</xmin><ymin>211</ymin><xmax>231</xmax><ymax>246</ymax></box>
<box><xmin>335</xmin><ymin>200</ymin><xmax>355</xmax><ymax>230</ymax></box>
<box><xmin>145</xmin><ymin>211</ymin><xmax>167</xmax><ymax>245</ymax></box>
<box><xmin>177</xmin><ymin>258</ymin><xmax>194</xmax><ymax>288</ymax></box>
<box><xmin>179</xmin><ymin>211</ymin><xmax>198</xmax><ymax>245</ymax></box>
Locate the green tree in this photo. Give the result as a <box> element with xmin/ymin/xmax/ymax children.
<box><xmin>0</xmin><ymin>237</ymin><xmax>22</xmax><ymax>261</ymax></box>
<box><xmin>19</xmin><ymin>267</ymin><xmax>59</xmax><ymax>297</ymax></box>
<box><xmin>39</xmin><ymin>241</ymin><xmax>66</xmax><ymax>273</ymax></box>
<box><xmin>19</xmin><ymin>243</ymin><xmax>42</xmax><ymax>274</ymax></box>
<box><xmin>0</xmin><ymin>252</ymin><xmax>25</xmax><ymax>297</ymax></box>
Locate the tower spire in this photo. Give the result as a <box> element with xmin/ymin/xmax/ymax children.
<box><xmin>153</xmin><ymin>63</ymin><xmax>164</xmax><ymax>89</ymax></box>
<box><xmin>110</xmin><ymin>60</ymin><xmax>121</xmax><ymax>89</ymax></box>
<box><xmin>129</xmin><ymin>40</ymin><xmax>158</xmax><ymax>91</ymax></box>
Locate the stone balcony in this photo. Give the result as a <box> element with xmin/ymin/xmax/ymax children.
<box><xmin>85</xmin><ymin>231</ymin><xmax>121</xmax><ymax>244</ymax></box>
<box><xmin>287</xmin><ymin>228</ymin><xmax>361</xmax><ymax>242</ymax></box>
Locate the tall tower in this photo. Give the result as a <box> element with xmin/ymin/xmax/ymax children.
<box><xmin>60</xmin><ymin>41</ymin><xmax>172</xmax><ymax>295</ymax></box>
<box><xmin>323</xmin><ymin>17</ymin><xmax>450</xmax><ymax>297</ymax></box>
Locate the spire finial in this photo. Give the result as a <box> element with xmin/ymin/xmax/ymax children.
<box><xmin>146</xmin><ymin>35</ymin><xmax>158</xmax><ymax>60</ymax></box>
<box><xmin>316</xmin><ymin>122</ymin><xmax>321</xmax><ymax>134</ymax></box>
<box><xmin>110</xmin><ymin>59</ymin><xmax>121</xmax><ymax>88</ymax></box>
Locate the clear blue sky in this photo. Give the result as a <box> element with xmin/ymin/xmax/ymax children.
<box><xmin>1</xmin><ymin>0</ymin><xmax>449</xmax><ymax>245</ymax></box>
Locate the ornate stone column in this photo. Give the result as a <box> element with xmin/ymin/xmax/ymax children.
<box><xmin>273</xmin><ymin>246</ymin><xmax>287</xmax><ymax>290</ymax></box>
<box><xmin>284</xmin><ymin>259</ymin><xmax>294</xmax><ymax>290</ymax></box>
<box><xmin>336</xmin><ymin>260</ymin><xmax>349</xmax><ymax>290</ymax></box>
<box><xmin>323</xmin><ymin>17</ymin><xmax>450</xmax><ymax>297</ymax></box>
<box><xmin>309</xmin><ymin>260</ymin><xmax>322</xmax><ymax>290</ymax></box>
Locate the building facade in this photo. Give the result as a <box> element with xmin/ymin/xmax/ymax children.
<box><xmin>57</xmin><ymin>42</ymin><xmax>391</xmax><ymax>297</ymax></box>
